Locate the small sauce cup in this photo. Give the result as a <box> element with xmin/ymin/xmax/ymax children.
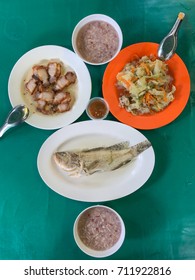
<box><xmin>86</xmin><ymin>97</ymin><xmax>109</xmax><ymax>120</ymax></box>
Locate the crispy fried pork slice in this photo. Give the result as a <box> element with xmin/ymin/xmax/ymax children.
<box><xmin>37</xmin><ymin>100</ymin><xmax>46</xmax><ymax>110</ymax></box>
<box><xmin>65</xmin><ymin>71</ymin><xmax>77</xmax><ymax>84</ymax></box>
<box><xmin>57</xmin><ymin>102</ymin><xmax>71</xmax><ymax>113</ymax></box>
<box><xmin>47</xmin><ymin>62</ymin><xmax>61</xmax><ymax>84</ymax></box>
<box><xmin>53</xmin><ymin>72</ymin><xmax>77</xmax><ymax>92</ymax></box>
<box><xmin>37</xmin><ymin>91</ymin><xmax>54</xmax><ymax>103</ymax></box>
<box><xmin>25</xmin><ymin>78</ymin><xmax>37</xmax><ymax>94</ymax></box>
<box><xmin>36</xmin><ymin>101</ymin><xmax>53</xmax><ymax>115</ymax></box>
<box><xmin>32</xmin><ymin>65</ymin><xmax>49</xmax><ymax>87</ymax></box>
<box><xmin>53</xmin><ymin>92</ymin><xmax>71</xmax><ymax>105</ymax></box>
<box><xmin>53</xmin><ymin>75</ymin><xmax>70</xmax><ymax>91</ymax></box>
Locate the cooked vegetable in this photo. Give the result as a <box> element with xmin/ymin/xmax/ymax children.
<box><xmin>116</xmin><ymin>55</ymin><xmax>176</xmax><ymax>115</ymax></box>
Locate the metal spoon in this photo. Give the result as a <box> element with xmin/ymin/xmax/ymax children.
<box><xmin>158</xmin><ymin>12</ymin><xmax>185</xmax><ymax>61</ymax></box>
<box><xmin>0</xmin><ymin>105</ymin><xmax>29</xmax><ymax>138</ymax></box>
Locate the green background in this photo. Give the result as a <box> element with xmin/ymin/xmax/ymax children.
<box><xmin>0</xmin><ymin>0</ymin><xmax>195</xmax><ymax>260</ymax></box>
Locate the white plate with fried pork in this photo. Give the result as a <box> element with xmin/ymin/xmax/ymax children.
<box><xmin>37</xmin><ymin>120</ymin><xmax>155</xmax><ymax>202</ymax></box>
<box><xmin>8</xmin><ymin>45</ymin><xmax>91</xmax><ymax>129</ymax></box>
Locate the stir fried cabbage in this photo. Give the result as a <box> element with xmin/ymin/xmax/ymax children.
<box><xmin>116</xmin><ymin>55</ymin><xmax>176</xmax><ymax>115</ymax></box>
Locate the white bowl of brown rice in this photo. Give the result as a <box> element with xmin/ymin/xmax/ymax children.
<box><xmin>72</xmin><ymin>14</ymin><xmax>123</xmax><ymax>65</ymax></box>
<box><xmin>73</xmin><ymin>205</ymin><xmax>125</xmax><ymax>258</ymax></box>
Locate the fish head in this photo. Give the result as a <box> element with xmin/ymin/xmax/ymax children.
<box><xmin>53</xmin><ymin>151</ymin><xmax>80</xmax><ymax>172</ymax></box>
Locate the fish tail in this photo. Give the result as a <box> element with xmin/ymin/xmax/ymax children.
<box><xmin>133</xmin><ymin>140</ymin><xmax>151</xmax><ymax>155</ymax></box>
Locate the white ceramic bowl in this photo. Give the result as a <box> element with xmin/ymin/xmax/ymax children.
<box><xmin>73</xmin><ymin>205</ymin><xmax>125</xmax><ymax>258</ymax></box>
<box><xmin>72</xmin><ymin>14</ymin><xmax>123</xmax><ymax>65</ymax></box>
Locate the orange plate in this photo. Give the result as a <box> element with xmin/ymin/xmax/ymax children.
<box><xmin>102</xmin><ymin>42</ymin><xmax>191</xmax><ymax>129</ymax></box>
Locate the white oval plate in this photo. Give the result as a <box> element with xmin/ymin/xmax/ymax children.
<box><xmin>37</xmin><ymin>120</ymin><xmax>155</xmax><ymax>202</ymax></box>
<box><xmin>8</xmin><ymin>45</ymin><xmax>91</xmax><ymax>130</ymax></box>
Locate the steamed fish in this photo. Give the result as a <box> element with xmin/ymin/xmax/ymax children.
<box><xmin>53</xmin><ymin>140</ymin><xmax>151</xmax><ymax>177</ymax></box>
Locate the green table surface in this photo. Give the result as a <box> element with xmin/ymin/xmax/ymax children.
<box><xmin>0</xmin><ymin>0</ymin><xmax>195</xmax><ymax>260</ymax></box>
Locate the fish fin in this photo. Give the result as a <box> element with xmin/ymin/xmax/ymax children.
<box><xmin>81</xmin><ymin>141</ymin><xmax>130</xmax><ymax>153</ymax></box>
<box><xmin>131</xmin><ymin>140</ymin><xmax>151</xmax><ymax>155</ymax></box>
<box><xmin>67</xmin><ymin>170</ymin><xmax>81</xmax><ymax>177</ymax></box>
<box><xmin>107</xmin><ymin>141</ymin><xmax>130</xmax><ymax>150</ymax></box>
<box><xmin>83</xmin><ymin>160</ymin><xmax>102</xmax><ymax>175</ymax></box>
<box><xmin>111</xmin><ymin>159</ymin><xmax>133</xmax><ymax>171</ymax></box>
